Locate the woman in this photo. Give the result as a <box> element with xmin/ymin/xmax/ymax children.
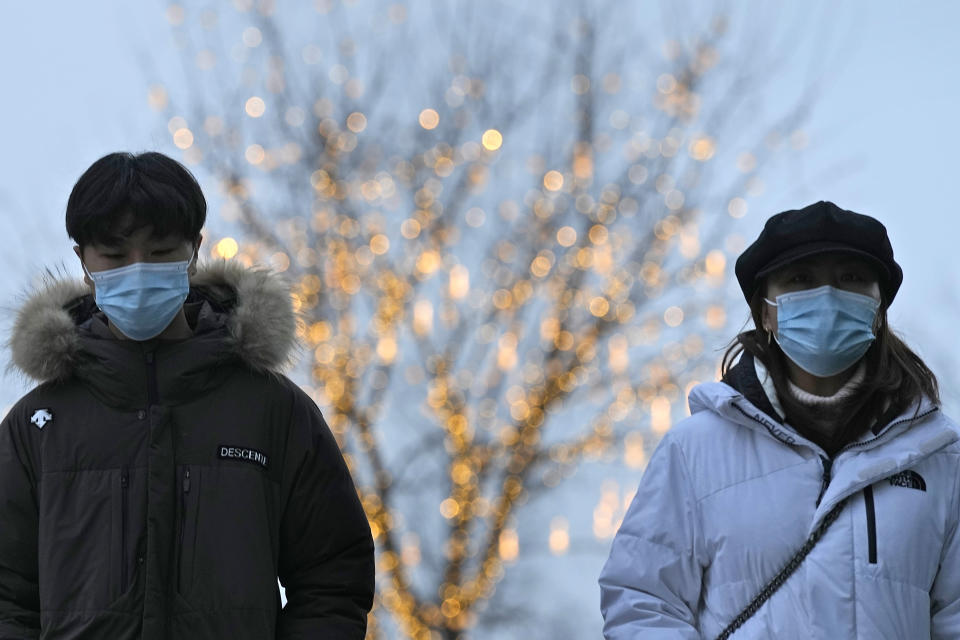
<box><xmin>599</xmin><ymin>201</ymin><xmax>960</xmax><ymax>639</ymax></box>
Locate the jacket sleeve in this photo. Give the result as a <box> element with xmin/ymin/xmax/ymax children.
<box><xmin>0</xmin><ymin>410</ymin><xmax>40</xmax><ymax>639</ymax></box>
<box><xmin>598</xmin><ymin>432</ymin><xmax>706</xmax><ymax>639</ymax></box>
<box><xmin>931</xmin><ymin>453</ymin><xmax>960</xmax><ymax>638</ymax></box>
<box><xmin>276</xmin><ymin>389</ymin><xmax>375</xmax><ymax>640</ymax></box>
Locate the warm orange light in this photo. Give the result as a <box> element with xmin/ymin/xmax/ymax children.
<box><xmin>370</xmin><ymin>234</ymin><xmax>390</xmax><ymax>255</ymax></box>
<box><xmin>499</xmin><ymin>529</ymin><xmax>519</xmax><ymax>561</ymax></box>
<box><xmin>214</xmin><ymin>237</ymin><xmax>238</xmax><ymax>259</ymax></box>
<box><xmin>413</xmin><ymin>299</ymin><xmax>434</xmax><ymax>335</ymax></box>
<box><xmin>543</xmin><ymin>170</ymin><xmax>564</xmax><ymax>191</ymax></box>
<box><xmin>706</xmin><ymin>305</ymin><xmax>727</xmax><ymax>329</ymax></box>
<box><xmin>689</xmin><ymin>136</ymin><xmax>716</xmax><ymax>161</ymax></box>
<box><xmin>728</xmin><ymin>197</ymin><xmax>747</xmax><ymax>218</ymax></box>
<box><xmin>557</xmin><ymin>226</ymin><xmax>577</xmax><ymax>247</ymax></box>
<box><xmin>245</xmin><ymin>97</ymin><xmax>266</xmax><ymax>118</ymax></box>
<box><xmin>449</xmin><ymin>265</ymin><xmax>469</xmax><ymax>299</ymax></box>
<box><xmin>530</xmin><ymin>256</ymin><xmax>551</xmax><ymax>278</ymax></box>
<box><xmin>624</xmin><ymin>432</ymin><xmax>646</xmax><ymax>469</ymax></box>
<box><xmin>705</xmin><ymin>250</ymin><xmax>726</xmax><ymax>276</ymax></box>
<box><xmin>147</xmin><ymin>85</ymin><xmax>168</xmax><ymax>110</ymax></box>
<box><xmin>245</xmin><ymin>144</ymin><xmax>265</xmax><ymax>165</ymax></box>
<box><xmin>346</xmin><ymin>112</ymin><xmax>367</xmax><ymax>133</ymax></box>
<box><xmin>651</xmin><ymin>396</ymin><xmax>671</xmax><ymax>434</ymax></box>
<box><xmin>440</xmin><ymin>498</ymin><xmax>460</xmax><ymax>519</ymax></box>
<box><xmin>377</xmin><ymin>336</ymin><xmax>397</xmax><ymax>362</ymax></box>
<box><xmin>664</xmin><ymin>306</ymin><xmax>684</xmax><ymax>327</ymax></box>
<box><xmin>173</xmin><ymin>128</ymin><xmax>194</xmax><ymax>149</ymax></box>
<box><xmin>549</xmin><ymin>517</ymin><xmax>570</xmax><ymax>555</ymax></box>
<box><xmin>418</xmin><ymin>108</ymin><xmax>440</xmax><ymax>130</ymax></box>
<box><xmin>481</xmin><ymin>129</ymin><xmax>503</xmax><ymax>151</ymax></box>
<box><xmin>416</xmin><ymin>250</ymin><xmax>441</xmax><ymax>274</ymax></box>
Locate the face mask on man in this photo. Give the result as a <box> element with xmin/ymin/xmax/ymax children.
<box><xmin>764</xmin><ymin>284</ymin><xmax>880</xmax><ymax>378</ymax></box>
<box><xmin>84</xmin><ymin>258</ymin><xmax>193</xmax><ymax>341</ymax></box>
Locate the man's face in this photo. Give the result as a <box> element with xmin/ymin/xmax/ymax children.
<box><xmin>73</xmin><ymin>224</ymin><xmax>202</xmax><ymax>289</ymax></box>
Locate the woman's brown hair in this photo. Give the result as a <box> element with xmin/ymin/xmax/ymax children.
<box><xmin>721</xmin><ymin>285</ymin><xmax>940</xmax><ymax>451</ymax></box>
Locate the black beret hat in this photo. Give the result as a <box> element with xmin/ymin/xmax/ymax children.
<box><xmin>734</xmin><ymin>200</ymin><xmax>902</xmax><ymax>304</ymax></box>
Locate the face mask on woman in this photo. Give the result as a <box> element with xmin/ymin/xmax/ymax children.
<box><xmin>84</xmin><ymin>259</ymin><xmax>193</xmax><ymax>341</ymax></box>
<box><xmin>765</xmin><ymin>284</ymin><xmax>880</xmax><ymax>378</ymax></box>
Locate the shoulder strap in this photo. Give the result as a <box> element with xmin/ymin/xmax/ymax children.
<box><xmin>714</xmin><ymin>497</ymin><xmax>849</xmax><ymax>640</ymax></box>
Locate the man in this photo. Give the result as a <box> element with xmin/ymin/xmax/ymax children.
<box><xmin>0</xmin><ymin>151</ymin><xmax>374</xmax><ymax>639</ymax></box>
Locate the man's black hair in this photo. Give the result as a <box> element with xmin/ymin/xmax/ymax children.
<box><xmin>66</xmin><ymin>151</ymin><xmax>206</xmax><ymax>249</ymax></box>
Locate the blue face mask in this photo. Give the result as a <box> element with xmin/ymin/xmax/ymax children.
<box><xmin>765</xmin><ymin>285</ymin><xmax>880</xmax><ymax>378</ymax></box>
<box><xmin>84</xmin><ymin>260</ymin><xmax>193</xmax><ymax>341</ymax></box>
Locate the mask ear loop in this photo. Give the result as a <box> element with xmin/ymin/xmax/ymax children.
<box><xmin>187</xmin><ymin>243</ymin><xmax>200</xmax><ymax>277</ymax></box>
<box><xmin>762</xmin><ymin>297</ymin><xmax>777</xmax><ymax>346</ymax></box>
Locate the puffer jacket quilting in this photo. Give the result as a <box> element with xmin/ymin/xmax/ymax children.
<box><xmin>0</xmin><ymin>261</ymin><xmax>374</xmax><ymax>640</ymax></box>
<box><xmin>599</xmin><ymin>372</ymin><xmax>960</xmax><ymax>639</ymax></box>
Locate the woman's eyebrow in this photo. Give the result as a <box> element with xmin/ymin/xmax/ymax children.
<box><xmin>835</xmin><ymin>259</ymin><xmax>871</xmax><ymax>270</ymax></box>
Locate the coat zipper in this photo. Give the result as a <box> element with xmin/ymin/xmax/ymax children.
<box><xmin>816</xmin><ymin>456</ymin><xmax>832</xmax><ymax>507</ymax></box>
<box><xmin>863</xmin><ymin>485</ymin><xmax>877</xmax><ymax>563</ymax></box>
<box><xmin>121</xmin><ymin>465</ymin><xmax>129</xmax><ymax>589</ymax></box>
<box><xmin>178</xmin><ymin>466</ymin><xmax>191</xmax><ymax>591</ymax></box>
<box><xmin>836</xmin><ymin>407</ymin><xmax>939</xmax><ymax>456</ymax></box>
<box><xmin>735</xmin><ymin>401</ymin><xmax>938</xmax><ymax>494</ymax></box>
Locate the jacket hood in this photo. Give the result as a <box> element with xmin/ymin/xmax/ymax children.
<box><xmin>8</xmin><ymin>260</ymin><xmax>299</xmax><ymax>383</ymax></box>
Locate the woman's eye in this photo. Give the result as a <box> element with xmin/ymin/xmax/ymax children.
<box><xmin>840</xmin><ymin>273</ymin><xmax>864</xmax><ymax>282</ymax></box>
<box><xmin>103</xmin><ymin>254</ymin><xmax>123</xmax><ymax>259</ymax></box>
<box><xmin>787</xmin><ymin>273</ymin><xmax>809</xmax><ymax>283</ymax></box>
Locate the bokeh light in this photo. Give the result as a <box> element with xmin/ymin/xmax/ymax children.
<box><xmin>419</xmin><ymin>108</ymin><xmax>440</xmax><ymax>130</ymax></box>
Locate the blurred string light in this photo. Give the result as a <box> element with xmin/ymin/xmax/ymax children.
<box><xmin>245</xmin><ymin>96</ymin><xmax>266</xmax><ymax>117</ymax></box>
<box><xmin>419</xmin><ymin>108</ymin><xmax>440</xmax><ymax>130</ymax></box>
<box><xmin>481</xmin><ymin>129</ymin><xmax>502</xmax><ymax>151</ymax></box>
<box><xmin>152</xmin><ymin>3</ymin><xmax>807</xmax><ymax>636</ymax></box>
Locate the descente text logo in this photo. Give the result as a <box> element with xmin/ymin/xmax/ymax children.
<box><xmin>218</xmin><ymin>445</ymin><xmax>269</xmax><ymax>470</ymax></box>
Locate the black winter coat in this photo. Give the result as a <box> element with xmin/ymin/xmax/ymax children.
<box><xmin>0</xmin><ymin>262</ymin><xmax>374</xmax><ymax>639</ymax></box>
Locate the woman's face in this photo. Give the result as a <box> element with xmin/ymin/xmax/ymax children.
<box><xmin>762</xmin><ymin>252</ymin><xmax>882</xmax><ymax>334</ymax></box>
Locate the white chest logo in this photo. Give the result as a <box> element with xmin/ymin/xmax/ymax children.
<box><xmin>30</xmin><ymin>409</ymin><xmax>53</xmax><ymax>429</ymax></box>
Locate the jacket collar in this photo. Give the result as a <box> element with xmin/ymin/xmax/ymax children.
<box><xmin>690</xmin><ymin>376</ymin><xmax>958</xmax><ymax>528</ymax></box>
<box><xmin>8</xmin><ymin>261</ymin><xmax>298</xmax><ymax>407</ymax></box>
<box><xmin>720</xmin><ymin>351</ymin><xmax>784</xmax><ymax>423</ymax></box>
<box><xmin>691</xmin><ymin>376</ymin><xmax>946</xmax><ymax>459</ymax></box>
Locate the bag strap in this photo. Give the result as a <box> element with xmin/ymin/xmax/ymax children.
<box><xmin>714</xmin><ymin>497</ymin><xmax>849</xmax><ymax>640</ymax></box>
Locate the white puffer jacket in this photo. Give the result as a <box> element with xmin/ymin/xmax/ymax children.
<box><xmin>599</xmin><ymin>362</ymin><xmax>960</xmax><ymax>639</ymax></box>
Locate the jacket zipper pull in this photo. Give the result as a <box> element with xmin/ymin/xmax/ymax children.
<box><xmin>121</xmin><ymin>467</ymin><xmax>129</xmax><ymax>489</ymax></box>
<box><xmin>183</xmin><ymin>466</ymin><xmax>191</xmax><ymax>493</ymax></box>
<box><xmin>816</xmin><ymin>456</ymin><xmax>832</xmax><ymax>507</ymax></box>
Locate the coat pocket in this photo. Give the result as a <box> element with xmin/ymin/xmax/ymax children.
<box><xmin>177</xmin><ymin>465</ymin><xmax>202</xmax><ymax>597</ymax></box>
<box><xmin>39</xmin><ymin>469</ymin><xmax>116</xmax><ymax>610</ymax></box>
<box><xmin>188</xmin><ymin>465</ymin><xmax>277</xmax><ymax>610</ymax></box>
<box><xmin>864</xmin><ymin>485</ymin><xmax>877</xmax><ymax>564</ymax></box>
<box><xmin>119</xmin><ymin>465</ymin><xmax>130</xmax><ymax>593</ymax></box>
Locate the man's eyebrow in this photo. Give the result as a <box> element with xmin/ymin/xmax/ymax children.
<box><xmin>95</xmin><ymin>237</ymin><xmax>127</xmax><ymax>248</ymax></box>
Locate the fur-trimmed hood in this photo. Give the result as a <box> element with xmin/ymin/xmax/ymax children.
<box><xmin>9</xmin><ymin>260</ymin><xmax>298</xmax><ymax>383</ymax></box>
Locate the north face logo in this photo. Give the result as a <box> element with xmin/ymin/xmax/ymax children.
<box><xmin>30</xmin><ymin>409</ymin><xmax>53</xmax><ymax>429</ymax></box>
<box><xmin>888</xmin><ymin>470</ymin><xmax>926</xmax><ymax>492</ymax></box>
